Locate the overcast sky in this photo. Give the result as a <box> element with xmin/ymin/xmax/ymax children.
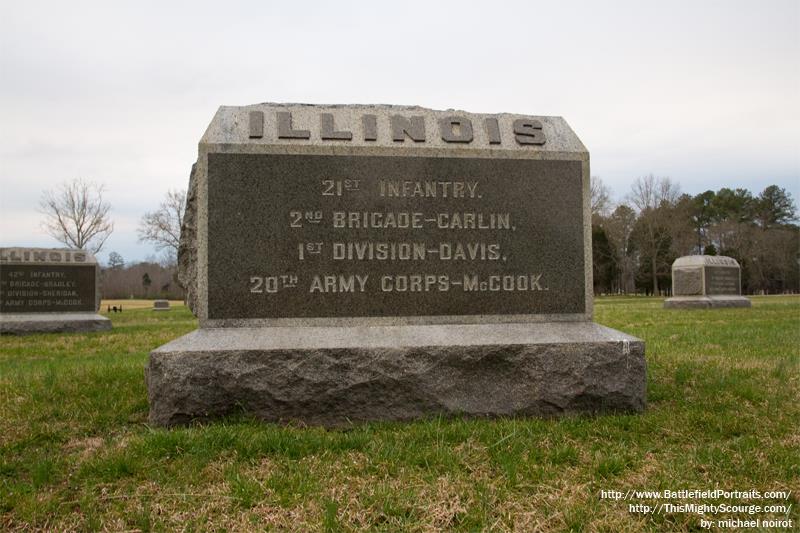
<box><xmin>1</xmin><ymin>0</ymin><xmax>798</xmax><ymax>263</ymax></box>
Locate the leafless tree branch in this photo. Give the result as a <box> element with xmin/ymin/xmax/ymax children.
<box><xmin>39</xmin><ymin>178</ymin><xmax>114</xmax><ymax>254</ymax></box>
<box><xmin>137</xmin><ymin>189</ymin><xmax>187</xmax><ymax>261</ymax></box>
<box><xmin>590</xmin><ymin>175</ymin><xmax>612</xmax><ymax>218</ymax></box>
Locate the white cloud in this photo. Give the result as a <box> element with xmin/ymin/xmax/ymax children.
<box><xmin>1</xmin><ymin>0</ymin><xmax>798</xmax><ymax>260</ymax></box>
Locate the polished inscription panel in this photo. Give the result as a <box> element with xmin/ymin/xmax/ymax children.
<box><xmin>705</xmin><ymin>266</ymin><xmax>740</xmax><ymax>295</ymax></box>
<box><xmin>207</xmin><ymin>153</ymin><xmax>584</xmax><ymax>319</ymax></box>
<box><xmin>0</xmin><ymin>264</ymin><xmax>96</xmax><ymax>313</ymax></box>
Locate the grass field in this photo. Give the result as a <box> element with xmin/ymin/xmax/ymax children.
<box><xmin>102</xmin><ymin>300</ymin><xmax>186</xmax><ymax>311</ymax></box>
<box><xmin>1</xmin><ymin>297</ymin><xmax>798</xmax><ymax>531</ymax></box>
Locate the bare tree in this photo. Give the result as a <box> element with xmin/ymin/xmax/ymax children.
<box><xmin>604</xmin><ymin>204</ymin><xmax>638</xmax><ymax>293</ymax></box>
<box><xmin>107</xmin><ymin>251</ymin><xmax>125</xmax><ymax>269</ymax></box>
<box><xmin>39</xmin><ymin>178</ymin><xmax>114</xmax><ymax>254</ymax></box>
<box><xmin>628</xmin><ymin>174</ymin><xmax>681</xmax><ymax>212</ymax></box>
<box><xmin>627</xmin><ymin>174</ymin><xmax>681</xmax><ymax>294</ymax></box>
<box><xmin>137</xmin><ymin>189</ymin><xmax>187</xmax><ymax>262</ymax></box>
<box><xmin>590</xmin><ymin>175</ymin><xmax>612</xmax><ymax>219</ymax></box>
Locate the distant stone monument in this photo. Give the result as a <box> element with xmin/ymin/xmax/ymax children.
<box><xmin>664</xmin><ymin>255</ymin><xmax>751</xmax><ymax>308</ymax></box>
<box><xmin>0</xmin><ymin>247</ymin><xmax>111</xmax><ymax>334</ymax></box>
<box><xmin>146</xmin><ymin>103</ymin><xmax>646</xmax><ymax>427</ymax></box>
<box><xmin>153</xmin><ymin>299</ymin><xmax>170</xmax><ymax>311</ymax></box>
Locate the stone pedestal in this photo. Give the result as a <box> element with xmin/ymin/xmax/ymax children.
<box><xmin>1</xmin><ymin>312</ymin><xmax>111</xmax><ymax>335</ymax></box>
<box><xmin>663</xmin><ymin>295</ymin><xmax>751</xmax><ymax>309</ymax></box>
<box><xmin>146</xmin><ymin>322</ymin><xmax>645</xmax><ymax>427</ymax></box>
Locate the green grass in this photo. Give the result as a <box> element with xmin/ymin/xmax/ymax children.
<box><xmin>1</xmin><ymin>297</ymin><xmax>798</xmax><ymax>531</ymax></box>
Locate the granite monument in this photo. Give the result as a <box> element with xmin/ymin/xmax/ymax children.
<box><xmin>153</xmin><ymin>299</ymin><xmax>170</xmax><ymax>311</ymax></box>
<box><xmin>146</xmin><ymin>103</ymin><xmax>646</xmax><ymax>426</ymax></box>
<box><xmin>664</xmin><ymin>255</ymin><xmax>751</xmax><ymax>308</ymax></box>
<box><xmin>0</xmin><ymin>247</ymin><xmax>111</xmax><ymax>334</ymax></box>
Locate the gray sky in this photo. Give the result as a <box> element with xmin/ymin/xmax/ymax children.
<box><xmin>1</xmin><ymin>0</ymin><xmax>798</xmax><ymax>263</ymax></box>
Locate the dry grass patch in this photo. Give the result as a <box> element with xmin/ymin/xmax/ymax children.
<box><xmin>101</xmin><ymin>300</ymin><xmax>184</xmax><ymax>310</ymax></box>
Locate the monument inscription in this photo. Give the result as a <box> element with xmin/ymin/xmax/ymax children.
<box><xmin>249</xmin><ymin>110</ymin><xmax>546</xmax><ymax>145</ymax></box>
<box><xmin>705</xmin><ymin>266</ymin><xmax>740</xmax><ymax>295</ymax></box>
<box><xmin>0</xmin><ymin>265</ymin><xmax>95</xmax><ymax>313</ymax></box>
<box><xmin>207</xmin><ymin>153</ymin><xmax>584</xmax><ymax>320</ymax></box>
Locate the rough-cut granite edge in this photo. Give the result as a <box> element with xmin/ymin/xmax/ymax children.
<box><xmin>145</xmin><ymin>322</ymin><xmax>646</xmax><ymax>427</ymax></box>
<box><xmin>664</xmin><ymin>296</ymin><xmax>752</xmax><ymax>309</ymax></box>
<box><xmin>177</xmin><ymin>163</ymin><xmax>198</xmax><ymax>315</ymax></box>
<box><xmin>0</xmin><ymin>313</ymin><xmax>112</xmax><ymax>335</ymax></box>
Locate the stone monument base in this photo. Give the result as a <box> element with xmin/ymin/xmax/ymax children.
<box><xmin>663</xmin><ymin>296</ymin><xmax>752</xmax><ymax>309</ymax></box>
<box><xmin>145</xmin><ymin>322</ymin><xmax>646</xmax><ymax>427</ymax></box>
<box><xmin>0</xmin><ymin>313</ymin><xmax>112</xmax><ymax>335</ymax></box>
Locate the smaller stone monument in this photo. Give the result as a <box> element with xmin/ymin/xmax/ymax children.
<box><xmin>0</xmin><ymin>247</ymin><xmax>111</xmax><ymax>334</ymax></box>
<box><xmin>153</xmin><ymin>299</ymin><xmax>170</xmax><ymax>311</ymax></box>
<box><xmin>664</xmin><ymin>255</ymin><xmax>751</xmax><ymax>309</ymax></box>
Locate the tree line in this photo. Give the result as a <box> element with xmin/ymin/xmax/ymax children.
<box><xmin>101</xmin><ymin>255</ymin><xmax>185</xmax><ymax>300</ymax></box>
<box><xmin>591</xmin><ymin>175</ymin><xmax>799</xmax><ymax>295</ymax></box>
